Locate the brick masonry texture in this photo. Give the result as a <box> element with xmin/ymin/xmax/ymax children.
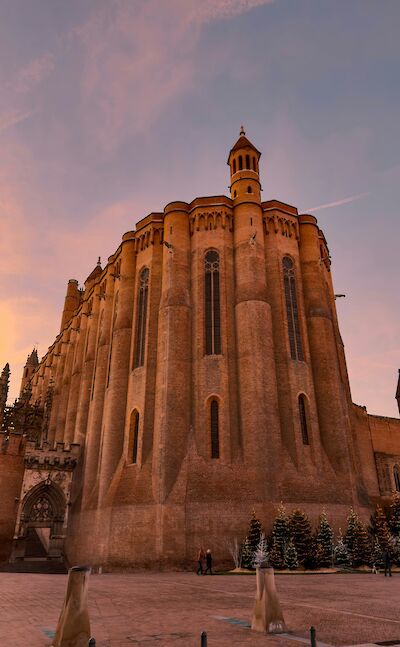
<box><xmin>1</xmin><ymin>132</ymin><xmax>399</xmax><ymax>568</ymax></box>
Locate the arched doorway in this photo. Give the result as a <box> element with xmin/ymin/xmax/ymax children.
<box><xmin>12</xmin><ymin>481</ymin><xmax>66</xmax><ymax>562</ymax></box>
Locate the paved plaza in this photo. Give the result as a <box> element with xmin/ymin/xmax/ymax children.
<box><xmin>0</xmin><ymin>571</ymin><xmax>400</xmax><ymax>647</ymax></box>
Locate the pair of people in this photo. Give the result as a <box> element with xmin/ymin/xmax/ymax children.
<box><xmin>197</xmin><ymin>547</ymin><xmax>213</xmax><ymax>575</ymax></box>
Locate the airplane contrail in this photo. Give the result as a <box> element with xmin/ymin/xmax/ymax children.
<box><xmin>304</xmin><ymin>192</ymin><xmax>369</xmax><ymax>213</ymax></box>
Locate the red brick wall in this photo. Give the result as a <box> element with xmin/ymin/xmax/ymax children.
<box><xmin>0</xmin><ymin>436</ymin><xmax>25</xmax><ymax>562</ymax></box>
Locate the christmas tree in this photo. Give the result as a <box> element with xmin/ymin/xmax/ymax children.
<box><xmin>253</xmin><ymin>533</ymin><xmax>269</xmax><ymax>568</ymax></box>
<box><xmin>247</xmin><ymin>510</ymin><xmax>263</xmax><ymax>554</ymax></box>
<box><xmin>269</xmin><ymin>504</ymin><xmax>290</xmax><ymax>569</ymax></box>
<box><xmin>284</xmin><ymin>539</ymin><xmax>299</xmax><ymax>570</ymax></box>
<box><xmin>315</xmin><ymin>511</ymin><xmax>333</xmax><ymax>568</ymax></box>
<box><xmin>269</xmin><ymin>538</ymin><xmax>285</xmax><ymax>569</ymax></box>
<box><xmin>389</xmin><ymin>492</ymin><xmax>400</xmax><ymax>537</ymax></box>
<box><xmin>370</xmin><ymin>505</ymin><xmax>391</xmax><ymax>551</ymax></box>
<box><xmin>241</xmin><ymin>537</ymin><xmax>253</xmax><ymax>570</ymax></box>
<box><xmin>334</xmin><ymin>529</ymin><xmax>350</xmax><ymax>567</ymax></box>
<box><xmin>344</xmin><ymin>508</ymin><xmax>359</xmax><ymax>563</ymax></box>
<box><xmin>289</xmin><ymin>509</ymin><xmax>315</xmax><ymax>568</ymax></box>
<box><xmin>371</xmin><ymin>537</ymin><xmax>384</xmax><ymax>568</ymax></box>
<box><xmin>352</xmin><ymin>521</ymin><xmax>372</xmax><ymax>567</ymax></box>
<box><xmin>391</xmin><ymin>535</ymin><xmax>400</xmax><ymax>566</ymax></box>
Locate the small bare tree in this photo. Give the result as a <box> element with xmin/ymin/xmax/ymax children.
<box><xmin>226</xmin><ymin>537</ymin><xmax>242</xmax><ymax>569</ymax></box>
<box><xmin>253</xmin><ymin>533</ymin><xmax>269</xmax><ymax>568</ymax></box>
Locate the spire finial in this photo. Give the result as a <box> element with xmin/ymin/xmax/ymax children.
<box><xmin>97</xmin><ymin>256</ymin><xmax>101</xmax><ymax>267</ymax></box>
<box><xmin>240</xmin><ymin>125</ymin><xmax>245</xmax><ymax>136</ymax></box>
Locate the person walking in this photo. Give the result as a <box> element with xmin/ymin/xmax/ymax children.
<box><xmin>196</xmin><ymin>547</ymin><xmax>205</xmax><ymax>575</ymax></box>
<box><xmin>384</xmin><ymin>548</ymin><xmax>392</xmax><ymax>577</ymax></box>
<box><xmin>205</xmin><ymin>549</ymin><xmax>213</xmax><ymax>575</ymax></box>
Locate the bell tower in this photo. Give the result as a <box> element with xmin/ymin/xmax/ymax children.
<box><xmin>227</xmin><ymin>126</ymin><xmax>261</xmax><ymax>202</ymax></box>
<box><xmin>228</xmin><ymin>128</ymin><xmax>281</xmax><ymax>496</ymax></box>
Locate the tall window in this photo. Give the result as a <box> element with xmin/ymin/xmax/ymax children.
<box><xmin>394</xmin><ymin>465</ymin><xmax>400</xmax><ymax>492</ymax></box>
<box><xmin>91</xmin><ymin>310</ymin><xmax>104</xmax><ymax>399</ymax></box>
<box><xmin>129</xmin><ymin>410</ymin><xmax>139</xmax><ymax>464</ymax></box>
<box><xmin>283</xmin><ymin>257</ymin><xmax>304</xmax><ymax>360</ymax></box>
<box><xmin>210</xmin><ymin>400</ymin><xmax>220</xmax><ymax>458</ymax></box>
<box><xmin>298</xmin><ymin>394</ymin><xmax>309</xmax><ymax>445</ymax></box>
<box><xmin>205</xmin><ymin>251</ymin><xmax>221</xmax><ymax>355</ymax></box>
<box><xmin>107</xmin><ymin>292</ymin><xmax>118</xmax><ymax>388</ymax></box>
<box><xmin>134</xmin><ymin>268</ymin><xmax>149</xmax><ymax>368</ymax></box>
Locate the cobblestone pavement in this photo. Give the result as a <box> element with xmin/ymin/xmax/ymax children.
<box><xmin>1</xmin><ymin>571</ymin><xmax>400</xmax><ymax>647</ymax></box>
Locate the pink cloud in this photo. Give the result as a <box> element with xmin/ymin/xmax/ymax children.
<box><xmin>0</xmin><ymin>110</ymin><xmax>32</xmax><ymax>134</ymax></box>
<box><xmin>73</xmin><ymin>0</ymin><xmax>275</xmax><ymax>150</ymax></box>
<box><xmin>12</xmin><ymin>54</ymin><xmax>55</xmax><ymax>95</ymax></box>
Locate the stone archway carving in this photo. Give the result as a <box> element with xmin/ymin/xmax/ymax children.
<box><xmin>21</xmin><ymin>480</ymin><xmax>65</xmax><ymax>524</ymax></box>
<box><xmin>12</xmin><ymin>480</ymin><xmax>67</xmax><ymax>561</ymax></box>
<box><xmin>10</xmin><ymin>440</ymin><xmax>80</xmax><ymax>563</ymax></box>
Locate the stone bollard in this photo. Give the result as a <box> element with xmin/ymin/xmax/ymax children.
<box><xmin>52</xmin><ymin>565</ymin><xmax>91</xmax><ymax>647</ymax></box>
<box><xmin>251</xmin><ymin>567</ymin><xmax>287</xmax><ymax>634</ymax></box>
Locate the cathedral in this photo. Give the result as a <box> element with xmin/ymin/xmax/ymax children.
<box><xmin>1</xmin><ymin>129</ymin><xmax>400</xmax><ymax>568</ymax></box>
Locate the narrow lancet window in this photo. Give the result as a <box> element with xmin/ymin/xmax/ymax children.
<box><xmin>107</xmin><ymin>292</ymin><xmax>119</xmax><ymax>388</ymax></box>
<box><xmin>205</xmin><ymin>251</ymin><xmax>221</xmax><ymax>355</ymax></box>
<box><xmin>129</xmin><ymin>410</ymin><xmax>139</xmax><ymax>463</ymax></box>
<box><xmin>246</xmin><ymin>154</ymin><xmax>250</xmax><ymax>169</ymax></box>
<box><xmin>394</xmin><ymin>465</ymin><xmax>400</xmax><ymax>492</ymax></box>
<box><xmin>233</xmin><ymin>159</ymin><xmax>236</xmax><ymax>174</ymax></box>
<box><xmin>298</xmin><ymin>395</ymin><xmax>309</xmax><ymax>445</ymax></box>
<box><xmin>210</xmin><ymin>400</ymin><xmax>220</xmax><ymax>458</ymax></box>
<box><xmin>134</xmin><ymin>268</ymin><xmax>149</xmax><ymax>368</ymax></box>
<box><xmin>283</xmin><ymin>257</ymin><xmax>304</xmax><ymax>360</ymax></box>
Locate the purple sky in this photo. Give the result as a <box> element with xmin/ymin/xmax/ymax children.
<box><xmin>0</xmin><ymin>0</ymin><xmax>399</xmax><ymax>416</ymax></box>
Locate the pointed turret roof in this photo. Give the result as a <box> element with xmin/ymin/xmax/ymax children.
<box><xmin>228</xmin><ymin>126</ymin><xmax>261</xmax><ymax>163</ymax></box>
<box><xmin>25</xmin><ymin>349</ymin><xmax>39</xmax><ymax>367</ymax></box>
<box><xmin>396</xmin><ymin>369</ymin><xmax>400</xmax><ymax>401</ymax></box>
<box><xmin>85</xmin><ymin>257</ymin><xmax>103</xmax><ymax>283</ymax></box>
<box><xmin>1</xmin><ymin>363</ymin><xmax>10</xmax><ymax>376</ymax></box>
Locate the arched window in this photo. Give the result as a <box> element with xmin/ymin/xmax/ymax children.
<box><xmin>134</xmin><ymin>268</ymin><xmax>149</xmax><ymax>368</ymax></box>
<box><xmin>233</xmin><ymin>159</ymin><xmax>236</xmax><ymax>174</ymax></box>
<box><xmin>394</xmin><ymin>465</ymin><xmax>400</xmax><ymax>492</ymax></box>
<box><xmin>205</xmin><ymin>251</ymin><xmax>221</xmax><ymax>355</ymax></box>
<box><xmin>233</xmin><ymin>190</ymin><xmax>237</xmax><ymax>198</ymax></box>
<box><xmin>245</xmin><ymin>154</ymin><xmax>250</xmax><ymax>169</ymax></box>
<box><xmin>210</xmin><ymin>400</ymin><xmax>219</xmax><ymax>458</ymax></box>
<box><xmin>91</xmin><ymin>310</ymin><xmax>104</xmax><ymax>399</ymax></box>
<box><xmin>107</xmin><ymin>292</ymin><xmax>119</xmax><ymax>387</ymax></box>
<box><xmin>252</xmin><ymin>157</ymin><xmax>256</xmax><ymax>171</ymax></box>
<box><xmin>129</xmin><ymin>410</ymin><xmax>140</xmax><ymax>464</ymax></box>
<box><xmin>239</xmin><ymin>155</ymin><xmax>243</xmax><ymax>170</ymax></box>
<box><xmin>247</xmin><ymin>186</ymin><xmax>252</xmax><ymax>193</ymax></box>
<box><xmin>298</xmin><ymin>395</ymin><xmax>309</xmax><ymax>445</ymax></box>
<box><xmin>282</xmin><ymin>257</ymin><xmax>304</xmax><ymax>360</ymax></box>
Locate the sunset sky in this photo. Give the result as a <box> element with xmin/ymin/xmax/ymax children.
<box><xmin>0</xmin><ymin>0</ymin><xmax>399</xmax><ymax>416</ymax></box>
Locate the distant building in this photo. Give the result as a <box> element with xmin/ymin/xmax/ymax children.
<box><xmin>1</xmin><ymin>130</ymin><xmax>400</xmax><ymax>568</ymax></box>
